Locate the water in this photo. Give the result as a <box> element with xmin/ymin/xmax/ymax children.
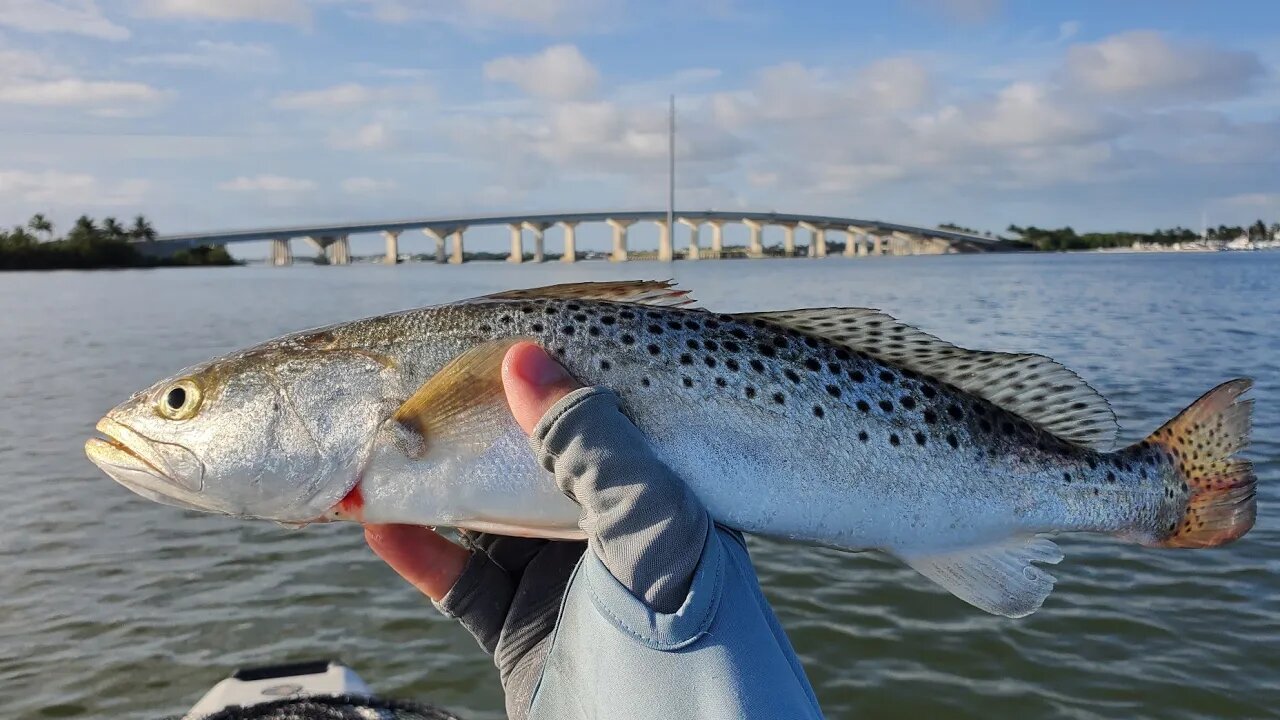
<box><xmin>1</xmin><ymin>253</ymin><xmax>1276</xmax><ymax>719</ymax></box>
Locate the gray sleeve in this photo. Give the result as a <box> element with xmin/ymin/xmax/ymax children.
<box><xmin>530</xmin><ymin>386</ymin><xmax>711</xmax><ymax>614</ymax></box>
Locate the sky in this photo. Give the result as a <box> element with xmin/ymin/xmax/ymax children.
<box><xmin>1</xmin><ymin>0</ymin><xmax>1278</xmax><ymax>256</ymax></box>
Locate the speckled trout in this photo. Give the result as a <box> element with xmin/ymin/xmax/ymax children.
<box><xmin>85</xmin><ymin>282</ymin><xmax>1257</xmax><ymax>617</ymax></box>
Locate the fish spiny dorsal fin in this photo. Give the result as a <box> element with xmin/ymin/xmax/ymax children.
<box><xmin>737</xmin><ymin>308</ymin><xmax>1118</xmax><ymax>449</ymax></box>
<box><xmin>486</xmin><ymin>281</ymin><xmax>697</xmax><ymax>308</ymax></box>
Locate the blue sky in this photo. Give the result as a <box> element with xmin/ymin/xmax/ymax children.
<box><xmin>1</xmin><ymin>0</ymin><xmax>1278</xmax><ymax>255</ymax></box>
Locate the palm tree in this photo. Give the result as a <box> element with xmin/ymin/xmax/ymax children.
<box><xmin>27</xmin><ymin>213</ymin><xmax>53</xmax><ymax>241</ymax></box>
<box><xmin>130</xmin><ymin>215</ymin><xmax>157</xmax><ymax>242</ymax></box>
<box><xmin>102</xmin><ymin>217</ymin><xmax>126</xmax><ymax>242</ymax></box>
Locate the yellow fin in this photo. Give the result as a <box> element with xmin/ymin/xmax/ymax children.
<box><xmin>486</xmin><ymin>280</ymin><xmax>697</xmax><ymax>308</ymax></box>
<box><xmin>389</xmin><ymin>338</ymin><xmax>524</xmax><ymax>458</ymax></box>
<box><xmin>738</xmin><ymin>308</ymin><xmax>1117</xmax><ymax>448</ymax></box>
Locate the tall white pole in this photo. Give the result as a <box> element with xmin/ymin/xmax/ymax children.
<box><xmin>667</xmin><ymin>94</ymin><xmax>675</xmax><ymax>241</ymax></box>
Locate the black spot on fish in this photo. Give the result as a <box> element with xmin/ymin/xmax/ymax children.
<box><xmin>726</xmin><ymin>359</ymin><xmax>740</xmax><ymax>371</ymax></box>
<box><xmin>889</xmin><ymin>434</ymin><xmax>900</xmax><ymax>446</ymax></box>
<box><xmin>575</xmin><ymin>314</ymin><xmax>588</xmax><ymax>322</ymax></box>
<box><xmin>849</xmin><ymin>370</ymin><xmax>865</xmax><ymax>383</ymax></box>
<box><xmin>921</xmin><ymin>385</ymin><xmax>937</xmax><ymax>399</ymax></box>
<box><xmin>724</xmin><ymin>340</ymin><xmax>740</xmax><ymax>353</ymax></box>
<box><xmin>567</xmin><ymin>303</ymin><xmax>580</xmax><ymax>311</ymax></box>
<box><xmin>804</xmin><ymin>358</ymin><xmax>821</xmax><ymax>372</ymax></box>
<box><xmin>685</xmin><ymin>320</ymin><xmax>700</xmax><ymax>330</ymax></box>
<box><xmin>772</xmin><ymin>392</ymin><xmax>785</xmax><ymax>405</ymax></box>
<box><xmin>914</xmin><ymin>431</ymin><xmax>926</xmax><ymax>446</ymax></box>
<box><xmin>704</xmin><ymin>357</ymin><xmax>717</xmax><ymax>368</ymax></box>
<box><xmin>730</xmin><ymin>328</ymin><xmax>748</xmax><ymax>340</ymax></box>
<box><xmin>620</xmin><ymin>333</ymin><xmax>635</xmax><ymax>345</ymax></box>
<box><xmin>745</xmin><ymin>386</ymin><xmax>757</xmax><ymax>399</ymax></box>
<box><xmin>759</xmin><ymin>344</ymin><xmax>777</xmax><ymax>358</ymax></box>
<box><xmin>836</xmin><ymin>348</ymin><xmax>851</xmax><ymax>361</ymax></box>
<box><xmin>857</xmin><ymin>400</ymin><xmax>870</xmax><ymax>413</ymax></box>
<box><xmin>704</xmin><ymin>340</ymin><xmax>718</xmax><ymax>351</ymax></box>
<box><xmin>648</xmin><ymin>324</ymin><xmax>663</xmax><ymax>334</ymax></box>
<box><xmin>772</xmin><ymin>336</ymin><xmax>788</xmax><ymax>349</ymax></box>
<box><xmin>750</xmin><ymin>359</ymin><xmax>765</xmax><ymax>373</ymax></box>
<box><xmin>600</xmin><ymin>360</ymin><xmax>611</xmax><ymax>371</ymax></box>
<box><xmin>479</xmin><ymin>324</ymin><xmax>492</xmax><ymax>333</ymax></box>
<box><xmin>620</xmin><ymin>310</ymin><xmax>635</xmax><ymax>320</ymax></box>
<box><xmin>588</xmin><ymin>326</ymin><xmax>600</xmax><ymax>337</ymax></box>
<box><xmin>601</xmin><ymin>316</ymin><xmax>616</xmax><ymax>326</ymax></box>
<box><xmin>1063</xmin><ymin>472</ymin><xmax>1071</xmax><ymax>483</ymax></box>
<box><xmin>879</xmin><ymin>370</ymin><xmax>895</xmax><ymax>383</ymax></box>
<box><xmin>686</xmin><ymin>339</ymin><xmax>700</xmax><ymax>350</ymax></box>
<box><xmin>716</xmin><ymin>377</ymin><xmax>727</xmax><ymax>387</ymax></box>
<box><xmin>803</xmin><ymin>337</ymin><xmax>819</xmax><ymax>349</ymax></box>
<box><xmin>680</xmin><ymin>354</ymin><xmax>693</xmax><ymax>365</ymax></box>
<box><xmin>826</xmin><ymin>385</ymin><xmax>841</xmax><ymax>398</ymax></box>
<box><xmin>647</xmin><ymin>344</ymin><xmax>660</xmax><ymax>355</ymax></box>
<box><xmin>879</xmin><ymin>400</ymin><xmax>893</xmax><ymax>413</ymax></box>
<box><xmin>813</xmin><ymin>405</ymin><xmax>825</xmax><ymax>418</ymax></box>
<box><xmin>545</xmin><ymin>306</ymin><xmax>558</xmax><ymax>315</ymax></box>
<box><xmin>668</xmin><ymin>320</ymin><xmax>682</xmax><ymax>331</ymax></box>
<box><xmin>562</xmin><ymin>325</ymin><xmax>575</xmax><ymax>336</ymax></box>
<box><xmin>947</xmin><ymin>404</ymin><xmax>963</xmax><ymax>420</ymax></box>
<box><xmin>900</xmin><ymin>396</ymin><xmax>916</xmax><ymax>410</ymax></box>
<box><xmin>784</xmin><ymin>369</ymin><xmax>800</xmax><ymax>383</ymax></box>
<box><xmin>946</xmin><ymin>433</ymin><xmax>959</xmax><ymax>449</ymax></box>
<box><xmin>531</xmin><ymin>322</ymin><xmax>544</xmax><ymax>332</ymax></box>
<box><xmin>923</xmin><ymin>410</ymin><xmax>937</xmax><ymax>424</ymax></box>
<box><xmin>640</xmin><ymin>377</ymin><xmax>650</xmax><ymax>387</ymax></box>
<box><xmin>858</xmin><ymin>430</ymin><xmax>869</xmax><ymax>443</ymax></box>
<box><xmin>1106</xmin><ymin>471</ymin><xmax>1116</xmax><ymax>483</ymax></box>
<box><xmin>827</xmin><ymin>362</ymin><xmax>841</xmax><ymax>374</ymax></box>
<box><xmin>682</xmin><ymin>377</ymin><xmax>693</xmax><ymax>388</ymax></box>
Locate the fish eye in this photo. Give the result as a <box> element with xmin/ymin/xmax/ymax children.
<box><xmin>157</xmin><ymin>379</ymin><xmax>202</xmax><ymax>420</ymax></box>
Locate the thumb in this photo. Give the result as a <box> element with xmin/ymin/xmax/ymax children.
<box><xmin>502</xmin><ymin>341</ymin><xmax>583</xmax><ymax>435</ymax></box>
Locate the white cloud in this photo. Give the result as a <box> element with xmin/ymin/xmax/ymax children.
<box><xmin>1057</xmin><ymin>20</ymin><xmax>1080</xmax><ymax>43</ymax></box>
<box><xmin>484</xmin><ymin>44</ymin><xmax>599</xmax><ymax>101</ymax></box>
<box><xmin>353</xmin><ymin>0</ymin><xmax>618</xmax><ymax>33</ymax></box>
<box><xmin>218</xmin><ymin>175</ymin><xmax>316</xmax><ymax>192</ymax></box>
<box><xmin>0</xmin><ymin>78</ymin><xmax>163</xmax><ymax>110</ymax></box>
<box><xmin>0</xmin><ymin>0</ymin><xmax>130</xmax><ymax>40</ymax></box>
<box><xmin>134</xmin><ymin>0</ymin><xmax>310</xmax><ymax>26</ymax></box>
<box><xmin>1064</xmin><ymin>31</ymin><xmax>1264</xmax><ymax>103</ymax></box>
<box><xmin>341</xmin><ymin>177</ymin><xmax>397</xmax><ymax>194</ymax></box>
<box><xmin>0</xmin><ymin>169</ymin><xmax>147</xmax><ymax>205</ymax></box>
<box><xmin>272</xmin><ymin>82</ymin><xmax>434</xmax><ymax>110</ymax></box>
<box><xmin>128</xmin><ymin>40</ymin><xmax>275</xmax><ymax>71</ymax></box>
<box><xmin>329</xmin><ymin>120</ymin><xmax>393</xmax><ymax>150</ymax></box>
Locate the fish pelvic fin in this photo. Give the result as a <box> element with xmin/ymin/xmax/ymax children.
<box><xmin>898</xmin><ymin>535</ymin><xmax>1064</xmax><ymax>618</ymax></box>
<box><xmin>1146</xmin><ymin>378</ymin><xmax>1256</xmax><ymax>549</ymax></box>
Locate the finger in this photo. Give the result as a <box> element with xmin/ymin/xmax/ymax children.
<box><xmin>365</xmin><ymin>524</ymin><xmax>471</xmax><ymax>603</ymax></box>
<box><xmin>501</xmin><ymin>341</ymin><xmax>584</xmax><ymax>435</ymax></box>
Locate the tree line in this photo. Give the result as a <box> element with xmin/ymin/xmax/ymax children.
<box><xmin>1001</xmin><ymin>219</ymin><xmax>1278</xmax><ymax>252</ymax></box>
<box><xmin>1</xmin><ymin>214</ymin><xmax>236</xmax><ymax>270</ymax></box>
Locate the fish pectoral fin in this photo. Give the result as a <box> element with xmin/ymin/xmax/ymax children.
<box><xmin>384</xmin><ymin>338</ymin><xmax>525</xmax><ymax>458</ymax></box>
<box><xmin>897</xmin><ymin>536</ymin><xmax>1064</xmax><ymax>618</ymax></box>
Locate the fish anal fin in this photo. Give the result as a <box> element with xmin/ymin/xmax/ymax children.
<box><xmin>487</xmin><ymin>280</ymin><xmax>697</xmax><ymax>308</ymax></box>
<box><xmin>387</xmin><ymin>338</ymin><xmax>524</xmax><ymax>458</ymax></box>
<box><xmin>738</xmin><ymin>308</ymin><xmax>1117</xmax><ymax>449</ymax></box>
<box><xmin>898</xmin><ymin>536</ymin><xmax>1064</xmax><ymax>618</ymax></box>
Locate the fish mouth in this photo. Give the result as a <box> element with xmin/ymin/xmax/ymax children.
<box><xmin>86</xmin><ymin>418</ymin><xmax>211</xmax><ymax>513</ymax></box>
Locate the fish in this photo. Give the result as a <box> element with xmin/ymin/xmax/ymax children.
<box><xmin>85</xmin><ymin>281</ymin><xmax>1257</xmax><ymax>617</ymax></box>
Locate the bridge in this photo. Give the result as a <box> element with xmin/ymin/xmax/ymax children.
<box><xmin>150</xmin><ymin>210</ymin><xmax>1006</xmax><ymax>265</ymax></box>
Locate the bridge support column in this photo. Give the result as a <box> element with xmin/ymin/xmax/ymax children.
<box><xmin>382</xmin><ymin>231</ymin><xmax>400</xmax><ymax>264</ymax></box>
<box><xmin>422</xmin><ymin>228</ymin><xmax>448</xmax><ymax>262</ymax></box>
<box><xmin>607</xmin><ymin>218</ymin><xmax>633</xmax><ymax>262</ymax></box>
<box><xmin>508</xmin><ymin>224</ymin><xmax>523</xmax><ymax>263</ymax></box>
<box><xmin>843</xmin><ymin>227</ymin><xmax>859</xmax><ymax>258</ymax></box>
<box><xmin>857</xmin><ymin>234</ymin><xmax>868</xmax><ymax>256</ymax></box>
<box><xmin>270</xmin><ymin>238</ymin><xmax>292</xmax><ymax>266</ymax></box>
<box><xmin>781</xmin><ymin>224</ymin><xmax>796</xmax><ymax>257</ymax></box>
<box><xmin>449</xmin><ymin>228</ymin><xmax>466</xmax><ymax>264</ymax></box>
<box><xmin>327</xmin><ymin>235</ymin><xmax>350</xmax><ymax>265</ymax></box>
<box><xmin>656</xmin><ymin>220</ymin><xmax>673</xmax><ymax>262</ymax></box>
<box><xmin>678</xmin><ymin>218</ymin><xmax>701</xmax><ymax>260</ymax></box>
<box><xmin>872</xmin><ymin>234</ymin><xmax>883</xmax><ymax>255</ymax></box>
<box><xmin>523</xmin><ymin>222</ymin><xmax>549</xmax><ymax>263</ymax></box>
<box><xmin>799</xmin><ymin>222</ymin><xmax>824</xmax><ymax>258</ymax></box>
<box><xmin>707</xmin><ymin>220</ymin><xmax>724</xmax><ymax>259</ymax></box>
<box><xmin>559</xmin><ymin>221</ymin><xmax>577</xmax><ymax>263</ymax></box>
<box><xmin>743</xmin><ymin>219</ymin><xmax>764</xmax><ymax>258</ymax></box>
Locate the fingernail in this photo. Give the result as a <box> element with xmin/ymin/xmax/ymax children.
<box><xmin>516</xmin><ymin>346</ymin><xmax>570</xmax><ymax>386</ymax></box>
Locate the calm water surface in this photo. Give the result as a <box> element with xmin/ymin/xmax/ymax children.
<box><xmin>1</xmin><ymin>253</ymin><xmax>1277</xmax><ymax>719</ymax></box>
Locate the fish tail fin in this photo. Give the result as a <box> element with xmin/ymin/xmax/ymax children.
<box><xmin>1145</xmin><ymin>378</ymin><xmax>1256</xmax><ymax>549</ymax></box>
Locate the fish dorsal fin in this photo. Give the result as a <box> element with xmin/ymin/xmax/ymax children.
<box><xmin>386</xmin><ymin>338</ymin><xmax>523</xmax><ymax>457</ymax></box>
<box><xmin>737</xmin><ymin>308</ymin><xmax>1117</xmax><ymax>448</ymax></box>
<box><xmin>898</xmin><ymin>536</ymin><xmax>1064</xmax><ymax>617</ymax></box>
<box><xmin>486</xmin><ymin>281</ymin><xmax>697</xmax><ymax>308</ymax></box>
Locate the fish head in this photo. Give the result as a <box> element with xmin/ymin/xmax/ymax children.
<box><xmin>86</xmin><ymin>333</ymin><xmax>395</xmax><ymax>522</ymax></box>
